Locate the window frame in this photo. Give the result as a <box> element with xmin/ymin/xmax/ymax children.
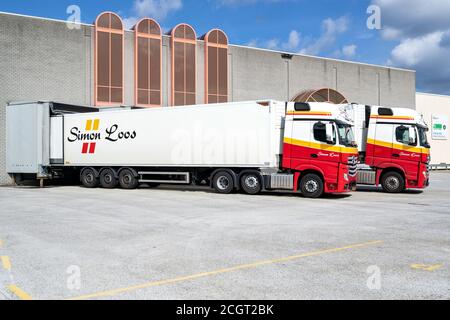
<box><xmin>204</xmin><ymin>29</ymin><xmax>229</xmax><ymax>104</ymax></box>
<box><xmin>313</xmin><ymin>121</ymin><xmax>337</xmax><ymax>145</ymax></box>
<box><xmin>134</xmin><ymin>18</ymin><xmax>162</xmax><ymax>107</ymax></box>
<box><xmin>395</xmin><ymin>125</ymin><xmax>418</xmax><ymax>146</ymax></box>
<box><xmin>170</xmin><ymin>23</ymin><xmax>197</xmax><ymax>106</ymax></box>
<box><xmin>94</xmin><ymin>12</ymin><xmax>124</xmax><ymax>106</ymax></box>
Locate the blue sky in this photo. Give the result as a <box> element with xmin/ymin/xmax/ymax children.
<box><xmin>1</xmin><ymin>0</ymin><xmax>449</xmax><ymax>95</ymax></box>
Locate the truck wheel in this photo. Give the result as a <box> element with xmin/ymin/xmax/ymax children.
<box><xmin>213</xmin><ymin>171</ymin><xmax>234</xmax><ymax>194</ymax></box>
<box><xmin>100</xmin><ymin>168</ymin><xmax>118</xmax><ymax>189</ymax></box>
<box><xmin>81</xmin><ymin>168</ymin><xmax>99</xmax><ymax>188</ymax></box>
<box><xmin>381</xmin><ymin>172</ymin><xmax>405</xmax><ymax>193</ymax></box>
<box><xmin>240</xmin><ymin>173</ymin><xmax>262</xmax><ymax>195</ymax></box>
<box><xmin>119</xmin><ymin>168</ymin><xmax>139</xmax><ymax>190</ymax></box>
<box><xmin>300</xmin><ymin>173</ymin><xmax>324</xmax><ymax>198</ymax></box>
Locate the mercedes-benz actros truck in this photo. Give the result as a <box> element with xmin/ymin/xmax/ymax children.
<box><xmin>344</xmin><ymin>104</ymin><xmax>431</xmax><ymax>193</ymax></box>
<box><xmin>6</xmin><ymin>100</ymin><xmax>358</xmax><ymax>198</ymax></box>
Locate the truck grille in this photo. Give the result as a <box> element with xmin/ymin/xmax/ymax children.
<box><xmin>348</xmin><ymin>156</ymin><xmax>358</xmax><ymax>177</ymax></box>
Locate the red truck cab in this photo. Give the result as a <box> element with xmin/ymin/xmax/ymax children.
<box><xmin>347</xmin><ymin>104</ymin><xmax>431</xmax><ymax>193</ymax></box>
<box><xmin>282</xmin><ymin>102</ymin><xmax>359</xmax><ymax>197</ymax></box>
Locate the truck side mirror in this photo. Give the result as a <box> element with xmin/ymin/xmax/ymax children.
<box><xmin>325</xmin><ymin>123</ymin><xmax>334</xmax><ymax>144</ymax></box>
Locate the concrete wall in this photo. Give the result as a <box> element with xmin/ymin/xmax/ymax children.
<box><xmin>0</xmin><ymin>13</ymin><xmax>93</xmax><ymax>185</ymax></box>
<box><xmin>228</xmin><ymin>45</ymin><xmax>416</xmax><ymax>108</ymax></box>
<box><xmin>0</xmin><ymin>12</ymin><xmax>417</xmax><ymax>185</ymax></box>
<box><xmin>416</xmin><ymin>93</ymin><xmax>450</xmax><ymax>165</ymax></box>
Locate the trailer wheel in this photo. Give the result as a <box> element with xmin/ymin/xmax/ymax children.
<box><xmin>240</xmin><ymin>173</ymin><xmax>262</xmax><ymax>195</ymax></box>
<box><xmin>119</xmin><ymin>168</ymin><xmax>139</xmax><ymax>190</ymax></box>
<box><xmin>300</xmin><ymin>173</ymin><xmax>324</xmax><ymax>198</ymax></box>
<box><xmin>100</xmin><ymin>168</ymin><xmax>118</xmax><ymax>189</ymax></box>
<box><xmin>213</xmin><ymin>171</ymin><xmax>234</xmax><ymax>194</ymax></box>
<box><xmin>381</xmin><ymin>171</ymin><xmax>405</xmax><ymax>193</ymax></box>
<box><xmin>81</xmin><ymin>168</ymin><xmax>99</xmax><ymax>188</ymax></box>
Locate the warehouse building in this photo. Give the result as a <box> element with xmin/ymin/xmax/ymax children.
<box><xmin>0</xmin><ymin>11</ymin><xmax>427</xmax><ymax>185</ymax></box>
<box><xmin>416</xmin><ymin>93</ymin><xmax>450</xmax><ymax>167</ymax></box>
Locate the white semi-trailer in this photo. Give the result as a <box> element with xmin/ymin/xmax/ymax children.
<box><xmin>6</xmin><ymin>100</ymin><xmax>358</xmax><ymax>198</ymax></box>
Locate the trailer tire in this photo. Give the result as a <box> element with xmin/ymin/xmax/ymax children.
<box><xmin>240</xmin><ymin>172</ymin><xmax>262</xmax><ymax>195</ymax></box>
<box><xmin>119</xmin><ymin>168</ymin><xmax>139</xmax><ymax>190</ymax></box>
<box><xmin>300</xmin><ymin>173</ymin><xmax>324</xmax><ymax>198</ymax></box>
<box><xmin>381</xmin><ymin>171</ymin><xmax>405</xmax><ymax>193</ymax></box>
<box><xmin>100</xmin><ymin>168</ymin><xmax>118</xmax><ymax>189</ymax></box>
<box><xmin>213</xmin><ymin>171</ymin><xmax>234</xmax><ymax>194</ymax></box>
<box><xmin>80</xmin><ymin>168</ymin><xmax>99</xmax><ymax>188</ymax></box>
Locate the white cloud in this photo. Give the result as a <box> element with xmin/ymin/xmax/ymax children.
<box><xmin>372</xmin><ymin>0</ymin><xmax>450</xmax><ymax>39</ymax></box>
<box><xmin>266</xmin><ymin>39</ymin><xmax>280</xmax><ymax>50</ymax></box>
<box><xmin>122</xmin><ymin>17</ymin><xmax>140</xmax><ymax>29</ymax></box>
<box><xmin>342</xmin><ymin>44</ymin><xmax>357</xmax><ymax>58</ymax></box>
<box><xmin>331</xmin><ymin>44</ymin><xmax>357</xmax><ymax>60</ymax></box>
<box><xmin>246</xmin><ymin>30</ymin><xmax>301</xmax><ymax>51</ymax></box>
<box><xmin>245</xmin><ymin>17</ymin><xmax>349</xmax><ymax>57</ymax></box>
<box><xmin>123</xmin><ymin>0</ymin><xmax>182</xmax><ymax>29</ymax></box>
<box><xmin>371</xmin><ymin>0</ymin><xmax>450</xmax><ymax>93</ymax></box>
<box><xmin>381</xmin><ymin>27</ymin><xmax>402</xmax><ymax>41</ymax></box>
<box><xmin>284</xmin><ymin>30</ymin><xmax>300</xmax><ymax>50</ymax></box>
<box><xmin>246</xmin><ymin>39</ymin><xmax>259</xmax><ymax>47</ymax></box>
<box><xmin>299</xmin><ymin>16</ymin><xmax>349</xmax><ymax>55</ymax></box>
<box><xmin>216</xmin><ymin>0</ymin><xmax>284</xmax><ymax>7</ymax></box>
<box><xmin>388</xmin><ymin>32</ymin><xmax>450</xmax><ymax>93</ymax></box>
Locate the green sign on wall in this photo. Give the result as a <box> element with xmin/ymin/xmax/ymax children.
<box><xmin>432</xmin><ymin>115</ymin><xmax>448</xmax><ymax>140</ymax></box>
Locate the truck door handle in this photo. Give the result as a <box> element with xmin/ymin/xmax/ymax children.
<box><xmin>392</xmin><ymin>154</ymin><xmax>400</xmax><ymax>158</ymax></box>
<box><xmin>311</xmin><ymin>154</ymin><xmax>318</xmax><ymax>158</ymax></box>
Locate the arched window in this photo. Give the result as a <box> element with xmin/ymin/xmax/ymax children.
<box><xmin>291</xmin><ymin>88</ymin><xmax>348</xmax><ymax>104</ymax></box>
<box><xmin>204</xmin><ymin>29</ymin><xmax>228</xmax><ymax>104</ymax></box>
<box><xmin>171</xmin><ymin>24</ymin><xmax>196</xmax><ymax>106</ymax></box>
<box><xmin>134</xmin><ymin>18</ymin><xmax>162</xmax><ymax>107</ymax></box>
<box><xmin>95</xmin><ymin>12</ymin><xmax>124</xmax><ymax>106</ymax></box>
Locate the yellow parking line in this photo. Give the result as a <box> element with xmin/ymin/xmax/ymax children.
<box><xmin>8</xmin><ymin>284</ymin><xmax>33</xmax><ymax>300</ymax></box>
<box><xmin>411</xmin><ymin>263</ymin><xmax>443</xmax><ymax>272</ymax></box>
<box><xmin>67</xmin><ymin>240</ymin><xmax>384</xmax><ymax>300</ymax></box>
<box><xmin>1</xmin><ymin>256</ymin><xmax>11</xmax><ymax>270</ymax></box>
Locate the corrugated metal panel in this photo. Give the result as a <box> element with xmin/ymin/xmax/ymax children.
<box><xmin>357</xmin><ymin>170</ymin><xmax>376</xmax><ymax>185</ymax></box>
<box><xmin>270</xmin><ymin>174</ymin><xmax>294</xmax><ymax>190</ymax></box>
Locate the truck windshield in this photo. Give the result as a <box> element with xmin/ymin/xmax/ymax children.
<box><xmin>417</xmin><ymin>126</ymin><xmax>430</xmax><ymax>148</ymax></box>
<box><xmin>337</xmin><ymin>123</ymin><xmax>357</xmax><ymax>147</ymax></box>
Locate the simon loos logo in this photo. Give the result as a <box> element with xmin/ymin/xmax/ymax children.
<box><xmin>68</xmin><ymin>119</ymin><xmax>137</xmax><ymax>154</ymax></box>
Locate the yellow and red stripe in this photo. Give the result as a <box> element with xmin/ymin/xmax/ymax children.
<box><xmin>286</xmin><ymin>111</ymin><xmax>332</xmax><ymax>117</ymax></box>
<box><xmin>284</xmin><ymin>137</ymin><xmax>358</xmax><ymax>154</ymax></box>
<box><xmin>370</xmin><ymin>115</ymin><xmax>415</xmax><ymax>121</ymax></box>
<box><xmin>367</xmin><ymin>138</ymin><xmax>430</xmax><ymax>155</ymax></box>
